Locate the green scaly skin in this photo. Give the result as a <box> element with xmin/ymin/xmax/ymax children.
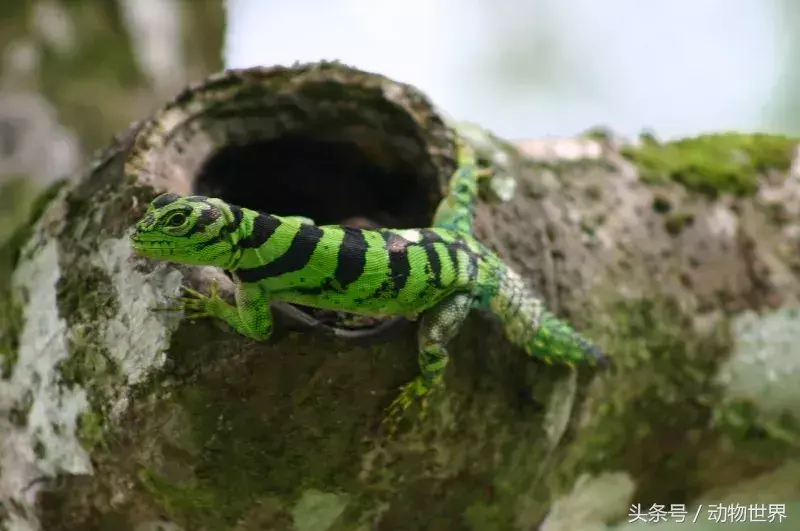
<box><xmin>130</xmin><ymin>142</ymin><xmax>607</xmax><ymax>429</ymax></box>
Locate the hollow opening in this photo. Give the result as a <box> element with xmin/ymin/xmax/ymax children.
<box><xmin>127</xmin><ymin>64</ymin><xmax>459</xmax><ymax>337</ymax></box>
<box><xmin>194</xmin><ymin>133</ymin><xmax>438</xmax><ymax>229</ymax></box>
<box><xmin>192</xmin><ymin>131</ymin><xmax>443</xmax><ymax>334</ymax></box>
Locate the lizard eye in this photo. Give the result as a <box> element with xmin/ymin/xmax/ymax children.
<box><xmin>166</xmin><ymin>213</ymin><xmax>187</xmax><ymax>227</ymax></box>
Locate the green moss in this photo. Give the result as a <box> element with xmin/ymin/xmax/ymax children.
<box><xmin>131</xmin><ymin>325</ymin><xmax>385</xmax><ymax>530</ymax></box>
<box><xmin>56</xmin><ymin>264</ymin><xmax>120</xmax><ymax>451</ymax></box>
<box><xmin>0</xmin><ymin>287</ymin><xmax>24</xmax><ymax>379</ymax></box>
<box><xmin>713</xmin><ymin>398</ymin><xmax>800</xmax><ymax>450</ymax></box>
<box><xmin>76</xmin><ymin>409</ymin><xmax>107</xmax><ymax>451</ymax></box>
<box><xmin>139</xmin><ymin>469</ymin><xmax>220</xmax><ymax>524</ymax></box>
<box><xmin>556</xmin><ymin>295</ymin><xmax>800</xmax><ymax>512</ymax></box>
<box><xmin>620</xmin><ymin>133</ymin><xmax>799</xmax><ymax>197</ymax></box>
<box><xmin>555</xmin><ymin>297</ymin><xmax>731</xmax><ymax>506</ymax></box>
<box><xmin>2</xmin><ymin>177</ymin><xmax>69</xmax><ymax>267</ymax></box>
<box><xmin>664</xmin><ymin>212</ymin><xmax>695</xmax><ymax>236</ymax></box>
<box><xmin>38</xmin><ymin>1</ymin><xmax>145</xmax><ymax>153</ymax></box>
<box><xmin>56</xmin><ymin>265</ymin><xmax>119</xmax><ymax>325</ymax></box>
<box><xmin>0</xmin><ymin>176</ymin><xmax>40</xmax><ymax>245</ymax></box>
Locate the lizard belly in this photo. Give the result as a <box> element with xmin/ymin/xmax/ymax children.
<box><xmin>271</xmin><ymin>281</ymin><xmax>456</xmax><ymax>319</ymax></box>
<box><xmin>273</xmin><ymin>288</ymin><xmax>416</xmax><ymax>317</ymax></box>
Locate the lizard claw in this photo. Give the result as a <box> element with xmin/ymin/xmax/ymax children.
<box><xmin>180</xmin><ymin>285</ymin><xmax>205</xmax><ymax>299</ymax></box>
<box><xmin>149</xmin><ymin>281</ymin><xmax>220</xmax><ymax>320</ymax></box>
<box><xmin>380</xmin><ymin>376</ymin><xmax>439</xmax><ymax>435</ymax></box>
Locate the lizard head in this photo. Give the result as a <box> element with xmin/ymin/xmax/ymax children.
<box><xmin>130</xmin><ymin>193</ymin><xmax>237</xmax><ymax>268</ymax></box>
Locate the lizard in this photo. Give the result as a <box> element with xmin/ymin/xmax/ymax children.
<box><xmin>129</xmin><ymin>141</ymin><xmax>607</xmax><ymax>428</ymax></box>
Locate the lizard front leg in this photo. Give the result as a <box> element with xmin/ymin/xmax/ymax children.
<box><xmin>383</xmin><ymin>291</ymin><xmax>474</xmax><ymax>432</ymax></box>
<box><xmin>157</xmin><ymin>281</ymin><xmax>274</xmax><ymax>341</ymax></box>
<box><xmin>431</xmin><ymin>138</ymin><xmax>492</xmax><ymax>234</ymax></box>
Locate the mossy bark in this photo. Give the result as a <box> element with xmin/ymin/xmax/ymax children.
<box><xmin>2</xmin><ymin>63</ymin><xmax>800</xmax><ymax>531</ymax></box>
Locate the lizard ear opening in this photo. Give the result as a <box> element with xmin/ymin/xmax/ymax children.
<box><xmin>193</xmin><ymin>131</ymin><xmax>435</xmax><ymax>229</ymax></box>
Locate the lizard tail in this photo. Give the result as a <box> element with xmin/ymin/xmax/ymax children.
<box><xmin>481</xmin><ymin>262</ymin><xmax>608</xmax><ymax>367</ymax></box>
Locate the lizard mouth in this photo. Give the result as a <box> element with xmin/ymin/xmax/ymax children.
<box><xmin>130</xmin><ymin>236</ymin><xmax>189</xmax><ymax>256</ymax></box>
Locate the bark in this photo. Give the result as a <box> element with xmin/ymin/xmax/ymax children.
<box><xmin>1</xmin><ymin>61</ymin><xmax>800</xmax><ymax>531</ymax></box>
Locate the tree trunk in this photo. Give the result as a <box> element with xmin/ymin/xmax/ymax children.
<box><xmin>2</xmin><ymin>62</ymin><xmax>799</xmax><ymax>531</ymax></box>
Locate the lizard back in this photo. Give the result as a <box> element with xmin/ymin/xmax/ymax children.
<box><xmin>233</xmin><ymin>216</ymin><xmax>482</xmax><ymax>319</ymax></box>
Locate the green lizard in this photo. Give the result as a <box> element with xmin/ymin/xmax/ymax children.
<box><xmin>130</xmin><ymin>142</ymin><xmax>607</xmax><ymax>425</ymax></box>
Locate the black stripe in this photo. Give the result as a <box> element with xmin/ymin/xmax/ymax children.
<box><xmin>197</xmin><ymin>204</ymin><xmax>245</xmax><ymax>249</ymax></box>
<box><xmin>237</xmin><ymin>224</ymin><xmax>324</xmax><ymax>283</ymax></box>
<box><xmin>446</xmin><ymin>243</ymin><xmax>460</xmax><ymax>282</ymax></box>
<box><xmin>152</xmin><ymin>193</ymin><xmax>180</xmax><ymax>208</ymax></box>
<box><xmin>238</xmin><ymin>213</ymin><xmax>280</xmax><ymax>249</ymax></box>
<box><xmin>379</xmin><ymin>231</ymin><xmax>411</xmax><ymax>295</ymax></box>
<box><xmin>295</xmin><ymin>286</ymin><xmax>324</xmax><ymax>295</ymax></box>
<box><xmin>228</xmin><ymin>205</ymin><xmax>244</xmax><ymax>233</ymax></box>
<box><xmin>421</xmin><ymin>229</ymin><xmax>443</xmax><ymax>243</ymax></box>
<box><xmin>467</xmin><ymin>249</ymin><xmax>479</xmax><ymax>284</ymax></box>
<box><xmin>419</xmin><ymin>231</ymin><xmax>443</xmax><ymax>287</ymax></box>
<box><xmin>333</xmin><ymin>227</ymin><xmax>367</xmax><ymax>289</ymax></box>
<box><xmin>185</xmin><ymin>207</ymin><xmax>219</xmax><ymax>237</ymax></box>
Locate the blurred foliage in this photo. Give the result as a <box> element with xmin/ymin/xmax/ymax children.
<box><xmin>0</xmin><ymin>177</ymin><xmax>38</xmax><ymax>376</ymax></box>
<box><xmin>0</xmin><ymin>176</ymin><xmax>65</xmax><ymax>377</ymax></box>
<box><xmin>0</xmin><ymin>177</ymin><xmax>39</xmax><ymax>246</ymax></box>
<box><xmin>0</xmin><ymin>0</ymin><xmax>226</xmax><ymax>277</ymax></box>
<box><xmin>0</xmin><ymin>0</ymin><xmax>225</xmax><ymax>155</ymax></box>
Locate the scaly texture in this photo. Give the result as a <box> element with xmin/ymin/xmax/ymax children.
<box><xmin>130</xmin><ymin>142</ymin><xmax>607</xmax><ymax>425</ymax></box>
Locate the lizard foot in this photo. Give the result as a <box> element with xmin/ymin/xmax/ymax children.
<box><xmin>150</xmin><ymin>281</ymin><xmax>221</xmax><ymax>320</ymax></box>
<box><xmin>381</xmin><ymin>376</ymin><xmax>439</xmax><ymax>435</ymax></box>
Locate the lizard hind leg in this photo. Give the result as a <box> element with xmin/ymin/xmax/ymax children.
<box><xmin>383</xmin><ymin>291</ymin><xmax>474</xmax><ymax>432</ymax></box>
<box><xmin>485</xmin><ymin>265</ymin><xmax>607</xmax><ymax>368</ymax></box>
<box><xmin>526</xmin><ymin>310</ymin><xmax>608</xmax><ymax>367</ymax></box>
<box><xmin>431</xmin><ymin>139</ymin><xmax>492</xmax><ymax>235</ymax></box>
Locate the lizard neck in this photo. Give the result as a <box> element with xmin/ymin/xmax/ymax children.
<box><xmin>227</xmin><ymin>210</ymin><xmax>299</xmax><ymax>272</ymax></box>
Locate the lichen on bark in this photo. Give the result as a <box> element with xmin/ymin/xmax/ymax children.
<box><xmin>2</xmin><ymin>62</ymin><xmax>800</xmax><ymax>531</ymax></box>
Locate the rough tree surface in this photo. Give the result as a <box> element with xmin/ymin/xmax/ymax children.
<box><xmin>1</xmin><ymin>62</ymin><xmax>799</xmax><ymax>531</ymax></box>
